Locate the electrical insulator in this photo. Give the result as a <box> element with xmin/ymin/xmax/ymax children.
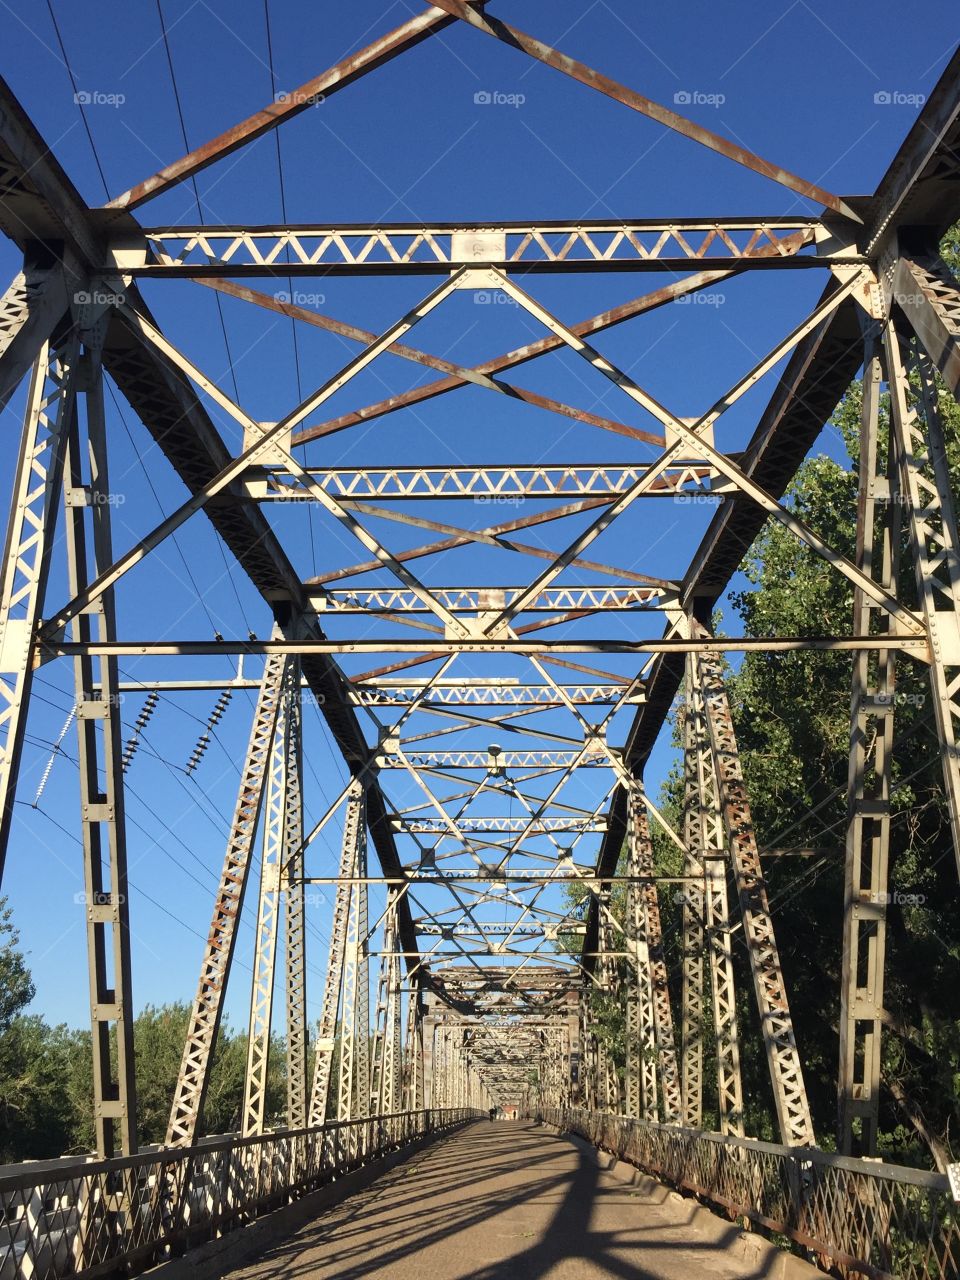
<box><xmin>33</xmin><ymin>705</ymin><xmax>77</xmax><ymax>805</ymax></box>
<box><xmin>122</xmin><ymin>691</ymin><xmax>159</xmax><ymax>775</ymax></box>
<box><xmin>185</xmin><ymin>690</ymin><xmax>232</xmax><ymax>776</ymax></box>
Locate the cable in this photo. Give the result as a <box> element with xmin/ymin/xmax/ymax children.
<box><xmin>45</xmin><ymin>0</ymin><xmax>111</xmax><ymax>200</ymax></box>
<box><xmin>263</xmin><ymin>0</ymin><xmax>317</xmax><ymax>579</ymax></box>
<box><xmin>153</xmin><ymin>0</ymin><xmax>256</xmax><ymax>631</ymax></box>
<box><xmin>30</xmin><ymin>675</ymin><xmax>336</xmax><ymax>965</ymax></box>
<box><xmin>105</xmin><ymin>380</ymin><xmax>224</xmax><ymax>636</ymax></box>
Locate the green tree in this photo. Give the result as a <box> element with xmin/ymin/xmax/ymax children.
<box><xmin>564</xmin><ymin>229</ymin><xmax>960</xmax><ymax>1168</ymax></box>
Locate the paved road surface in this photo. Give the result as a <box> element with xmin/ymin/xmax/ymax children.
<box><xmin>222</xmin><ymin>1120</ymin><xmax>784</xmax><ymax>1279</ymax></box>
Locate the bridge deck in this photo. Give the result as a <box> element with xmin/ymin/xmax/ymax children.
<box><xmin>221</xmin><ymin>1120</ymin><xmax>785</xmax><ymax>1280</ymax></box>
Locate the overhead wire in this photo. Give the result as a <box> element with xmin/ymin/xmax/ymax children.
<box><xmin>26</xmin><ymin>676</ymin><xmax>333</xmax><ymax>969</ymax></box>
<box><xmin>153</xmin><ymin>0</ymin><xmax>260</xmax><ymax>633</ymax></box>
<box><xmin>263</xmin><ymin>0</ymin><xmax>318</xmax><ymax>580</ymax></box>
<box><xmin>18</xmin><ymin>5</ymin><xmax>393</xmax><ymax>1034</ymax></box>
<box><xmin>45</xmin><ymin>0</ymin><xmax>111</xmax><ymax>200</ymax></box>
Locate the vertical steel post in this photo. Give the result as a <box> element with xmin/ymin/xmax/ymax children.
<box><xmin>885</xmin><ymin>316</ymin><xmax>960</xmax><ymax>879</ymax></box>
<box><xmin>0</xmin><ymin>337</ymin><xmax>78</xmax><ymax>879</ymax></box>
<box><xmin>625</xmin><ymin>791</ymin><xmax>659</xmax><ymax>1122</ymax></box>
<box><xmin>63</xmin><ymin>330</ymin><xmax>137</xmax><ymax>1156</ymax></box>
<box><xmin>336</xmin><ymin>785</ymin><xmax>368</xmax><ymax>1122</ymax></box>
<box><xmin>681</xmin><ymin>655</ymin><xmax>706</xmax><ymax>1127</ymax></box>
<box><xmin>283</xmin><ymin>663</ymin><xmax>307</xmax><ymax>1129</ymax></box>
<box><xmin>697</xmin><ymin>636</ymin><xmax>815</xmax><ymax>1146</ymax></box>
<box><xmin>630</xmin><ymin>789</ymin><xmax>682</xmax><ymax>1123</ymax></box>
<box><xmin>688</xmin><ymin>660</ymin><xmax>744</xmax><ymax>1136</ymax></box>
<box><xmin>242</xmin><ymin>656</ymin><xmax>297</xmax><ymax>1135</ymax></box>
<box><xmin>166</xmin><ymin>654</ymin><xmax>286</xmax><ymax>1146</ymax></box>
<box><xmin>308</xmin><ymin>778</ymin><xmax>364</xmax><ymax>1125</ymax></box>
<box><xmin>375</xmin><ymin>891</ymin><xmax>402</xmax><ymax>1115</ymax></box>
<box><xmin>839</xmin><ymin>315</ymin><xmax>897</xmax><ymax>1156</ymax></box>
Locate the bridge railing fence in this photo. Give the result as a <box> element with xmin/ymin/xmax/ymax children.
<box><xmin>0</xmin><ymin>1107</ymin><xmax>480</xmax><ymax>1280</ymax></box>
<box><xmin>543</xmin><ymin>1106</ymin><xmax>959</xmax><ymax>1280</ymax></box>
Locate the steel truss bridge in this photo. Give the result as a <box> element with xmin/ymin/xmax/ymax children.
<box><xmin>0</xmin><ymin>5</ymin><xmax>959</xmax><ymax>1278</ymax></box>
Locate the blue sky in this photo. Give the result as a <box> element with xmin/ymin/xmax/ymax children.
<box><xmin>0</xmin><ymin>0</ymin><xmax>956</xmax><ymax>1032</ymax></box>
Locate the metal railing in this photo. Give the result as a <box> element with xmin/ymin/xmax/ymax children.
<box><xmin>0</xmin><ymin>1108</ymin><xmax>479</xmax><ymax>1280</ymax></box>
<box><xmin>543</xmin><ymin>1107</ymin><xmax>960</xmax><ymax>1280</ymax></box>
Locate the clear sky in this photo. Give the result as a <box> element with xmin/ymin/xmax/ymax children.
<box><xmin>0</xmin><ymin>0</ymin><xmax>956</xmax><ymax>1033</ymax></box>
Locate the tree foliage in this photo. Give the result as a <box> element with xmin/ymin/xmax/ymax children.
<box><xmin>568</xmin><ymin>230</ymin><xmax>960</xmax><ymax>1169</ymax></box>
<box><xmin>0</xmin><ymin>908</ymin><xmax>289</xmax><ymax>1159</ymax></box>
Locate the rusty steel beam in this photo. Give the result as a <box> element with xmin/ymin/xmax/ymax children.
<box><xmin>196</xmin><ymin>278</ymin><xmax>664</xmax><ymax>448</ymax></box>
<box><xmin>430</xmin><ymin>0</ymin><xmax>860</xmax><ymax>221</ymax></box>
<box><xmin>305</xmin><ymin>497</ymin><xmax>653</xmax><ymax>587</ymax></box>
<box><xmin>584</xmin><ymin>52</ymin><xmax>960</xmax><ymax>973</ymax></box>
<box><xmin>104</xmin><ymin>6</ymin><xmax>467</xmax><ymax>211</ymax></box>
<box><xmin>290</xmin><ymin>270</ymin><xmax>740</xmax><ymax>447</ymax></box>
<box><xmin>0</xmin><ymin>75</ymin><xmax>424</xmax><ymax>979</ymax></box>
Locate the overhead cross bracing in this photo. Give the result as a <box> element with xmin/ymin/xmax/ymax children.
<box><xmin>0</xmin><ymin>3</ymin><xmax>959</xmax><ymax>1232</ymax></box>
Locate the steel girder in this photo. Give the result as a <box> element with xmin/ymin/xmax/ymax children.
<box><xmin>682</xmin><ymin>655</ymin><xmax>744</xmax><ymax>1137</ymax></box>
<box><xmin>0</xmin><ymin>20</ymin><xmax>959</xmax><ymax>1165</ymax></box>
<box><xmin>838</xmin><ymin>315</ymin><xmax>896</xmax><ymax>1157</ymax></box>
<box><xmin>64</xmin><ymin>329</ymin><xmax>138</xmax><ymax>1158</ymax></box>
<box><xmin>697</xmin><ymin>636</ymin><xmax>814</xmax><ymax>1148</ymax></box>
<box><xmin>586</xmin><ymin>48</ymin><xmax>960</xmax><ymax>972</ymax></box>
<box><xmin>308</xmin><ymin>779</ymin><xmax>364</xmax><ymax>1127</ymax></box>
<box><xmin>0</xmin><ymin>255</ymin><xmax>75</xmax><ymax>414</ymax></box>
<box><xmin>118</xmin><ymin>219</ymin><xmax>825</xmax><ymax>277</ymax></box>
<box><xmin>0</xmin><ymin>73</ymin><xmax>422</xmax><ymax>981</ymax></box>
<box><xmin>166</xmin><ymin>653</ymin><xmax>286</xmax><ymax>1146</ymax></box>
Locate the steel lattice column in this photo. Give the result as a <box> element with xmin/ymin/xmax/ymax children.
<box><xmin>331</xmin><ymin>780</ymin><xmax>369</xmax><ymax>1122</ymax></box>
<box><xmin>242</xmin><ymin>656</ymin><xmax>301</xmax><ymax>1136</ymax></box>
<box><xmin>0</xmin><ymin>254</ymin><xmax>72</xmax><ymax>414</ymax></box>
<box><xmin>0</xmin><ymin>336</ymin><xmax>78</xmax><ymax>880</ymax></box>
<box><xmin>404</xmin><ymin>985</ymin><xmax>424</xmax><ymax>1110</ymax></box>
<box><xmin>839</xmin><ymin>315</ymin><xmax>897</xmax><ymax>1156</ymax></box>
<box><xmin>625</xmin><ymin>793</ymin><xmax>659</xmax><ymax>1122</ymax></box>
<box><xmin>373</xmin><ymin>891</ymin><xmax>402</xmax><ymax>1115</ymax></box>
<box><xmin>308</xmin><ymin>778</ymin><xmax>364</xmax><ymax>1125</ymax></box>
<box><xmin>680</xmin><ymin>660</ymin><xmax>707</xmax><ymax>1127</ymax></box>
<box><xmin>353</xmin><ymin>841</ymin><xmax>371</xmax><ymax>1119</ymax></box>
<box><xmin>697</xmin><ymin>633</ymin><xmax>815</xmax><ymax>1146</ymax></box>
<box><xmin>63</xmin><ymin>329</ymin><xmax>137</xmax><ymax>1156</ymax></box>
<box><xmin>166</xmin><ymin>654</ymin><xmax>286</xmax><ymax>1146</ymax></box>
<box><xmin>594</xmin><ymin>891</ymin><xmax>620</xmax><ymax>1112</ymax></box>
<box><xmin>885</xmin><ymin>317</ymin><xmax>960</xmax><ymax>880</ymax></box>
<box><xmin>688</xmin><ymin>665</ymin><xmax>745</xmax><ymax>1137</ymax></box>
<box><xmin>283</xmin><ymin>664</ymin><xmax>307</xmax><ymax>1129</ymax></box>
<box><xmin>630</xmin><ymin>789</ymin><xmax>682</xmax><ymax>1123</ymax></box>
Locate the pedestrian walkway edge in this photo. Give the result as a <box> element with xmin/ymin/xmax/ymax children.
<box><xmin>538</xmin><ymin>1120</ymin><xmax>821</xmax><ymax>1280</ymax></box>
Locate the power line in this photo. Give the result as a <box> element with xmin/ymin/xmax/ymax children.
<box><xmin>45</xmin><ymin>0</ymin><xmax>111</xmax><ymax>200</ymax></box>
